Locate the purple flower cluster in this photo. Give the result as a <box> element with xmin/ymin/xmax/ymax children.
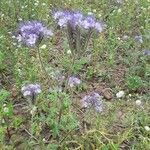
<box><xmin>52</xmin><ymin>9</ymin><xmax>105</xmax><ymax>32</ymax></box>
<box><xmin>17</xmin><ymin>21</ymin><xmax>53</xmax><ymax>47</ymax></box>
<box><xmin>135</xmin><ymin>35</ymin><xmax>143</xmax><ymax>43</ymax></box>
<box><xmin>68</xmin><ymin>76</ymin><xmax>81</xmax><ymax>87</ymax></box>
<box><xmin>143</xmin><ymin>50</ymin><xmax>150</xmax><ymax>56</ymax></box>
<box><xmin>81</xmin><ymin>92</ymin><xmax>103</xmax><ymax>113</ymax></box>
<box><xmin>21</xmin><ymin>84</ymin><xmax>41</xmax><ymax>97</ymax></box>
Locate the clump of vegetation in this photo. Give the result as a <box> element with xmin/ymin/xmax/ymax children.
<box><xmin>0</xmin><ymin>0</ymin><xmax>149</xmax><ymax>149</ymax></box>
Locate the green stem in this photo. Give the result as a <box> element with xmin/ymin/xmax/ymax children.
<box><xmin>37</xmin><ymin>46</ymin><xmax>51</xmax><ymax>83</ymax></box>
<box><xmin>82</xmin><ymin>29</ymin><xmax>93</xmax><ymax>53</ymax></box>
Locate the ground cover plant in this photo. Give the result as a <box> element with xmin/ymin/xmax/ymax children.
<box><xmin>0</xmin><ymin>0</ymin><xmax>150</xmax><ymax>149</ymax></box>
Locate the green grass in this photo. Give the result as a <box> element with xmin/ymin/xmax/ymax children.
<box><xmin>0</xmin><ymin>0</ymin><xmax>150</xmax><ymax>149</ymax></box>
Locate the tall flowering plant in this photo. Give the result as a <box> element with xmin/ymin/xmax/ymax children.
<box><xmin>16</xmin><ymin>21</ymin><xmax>53</xmax><ymax>81</ymax></box>
<box><xmin>52</xmin><ymin>9</ymin><xmax>105</xmax><ymax>55</ymax></box>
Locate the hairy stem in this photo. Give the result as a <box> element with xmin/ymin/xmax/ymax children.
<box><xmin>37</xmin><ymin>46</ymin><xmax>51</xmax><ymax>83</ymax></box>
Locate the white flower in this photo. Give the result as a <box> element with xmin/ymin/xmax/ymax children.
<box><xmin>116</xmin><ymin>91</ymin><xmax>125</xmax><ymax>98</ymax></box>
<box><xmin>144</xmin><ymin>126</ymin><xmax>150</xmax><ymax>131</ymax></box>
<box><xmin>18</xmin><ymin>18</ymin><xmax>22</xmax><ymax>21</ymax></box>
<box><xmin>87</xmin><ymin>12</ymin><xmax>93</xmax><ymax>15</ymax></box>
<box><xmin>3</xmin><ymin>107</ymin><xmax>9</xmax><ymax>113</ymax></box>
<box><xmin>118</xmin><ymin>9</ymin><xmax>122</xmax><ymax>13</ymax></box>
<box><xmin>40</xmin><ymin>44</ymin><xmax>47</xmax><ymax>49</ymax></box>
<box><xmin>34</xmin><ymin>2</ymin><xmax>38</xmax><ymax>6</ymax></box>
<box><xmin>135</xmin><ymin>100</ymin><xmax>142</xmax><ymax>106</ymax></box>
<box><xmin>30</xmin><ymin>106</ymin><xmax>37</xmax><ymax>115</ymax></box>
<box><xmin>122</xmin><ymin>35</ymin><xmax>129</xmax><ymax>40</ymax></box>
<box><xmin>67</xmin><ymin>50</ymin><xmax>71</xmax><ymax>54</ymax></box>
<box><xmin>42</xmin><ymin>3</ymin><xmax>46</xmax><ymax>6</ymax></box>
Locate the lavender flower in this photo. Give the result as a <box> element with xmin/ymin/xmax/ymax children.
<box><xmin>53</xmin><ymin>10</ymin><xmax>73</xmax><ymax>27</ymax></box>
<box><xmin>81</xmin><ymin>15</ymin><xmax>96</xmax><ymax>29</ymax></box>
<box><xmin>21</xmin><ymin>84</ymin><xmax>41</xmax><ymax>97</ymax></box>
<box><xmin>52</xmin><ymin>9</ymin><xmax>105</xmax><ymax>54</ymax></box>
<box><xmin>94</xmin><ymin>22</ymin><xmax>105</xmax><ymax>33</ymax></box>
<box><xmin>68</xmin><ymin>76</ymin><xmax>81</xmax><ymax>87</ymax></box>
<box><xmin>81</xmin><ymin>92</ymin><xmax>103</xmax><ymax>113</ymax></box>
<box><xmin>72</xmin><ymin>11</ymin><xmax>83</xmax><ymax>26</ymax></box>
<box><xmin>16</xmin><ymin>21</ymin><xmax>53</xmax><ymax>47</ymax></box>
<box><xmin>143</xmin><ymin>50</ymin><xmax>150</xmax><ymax>56</ymax></box>
<box><xmin>52</xmin><ymin>10</ymin><xmax>64</xmax><ymax>20</ymax></box>
<box><xmin>135</xmin><ymin>35</ymin><xmax>143</xmax><ymax>43</ymax></box>
<box><xmin>53</xmin><ymin>9</ymin><xmax>105</xmax><ymax>32</ymax></box>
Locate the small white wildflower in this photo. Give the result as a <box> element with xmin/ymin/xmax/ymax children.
<box><xmin>30</xmin><ymin>106</ymin><xmax>37</xmax><ymax>115</ymax></box>
<box><xmin>12</xmin><ymin>35</ymin><xmax>16</xmax><ymax>39</ymax></box>
<box><xmin>117</xmin><ymin>37</ymin><xmax>121</xmax><ymax>40</ymax></box>
<box><xmin>42</xmin><ymin>138</ymin><xmax>46</xmax><ymax>142</ymax></box>
<box><xmin>128</xmin><ymin>94</ymin><xmax>132</xmax><ymax>97</ymax></box>
<box><xmin>8</xmin><ymin>32</ymin><xmax>11</xmax><ymax>34</ymax></box>
<box><xmin>98</xmin><ymin>14</ymin><xmax>102</xmax><ymax>17</ymax></box>
<box><xmin>1</xmin><ymin>14</ymin><xmax>4</xmax><ymax>17</ymax></box>
<box><xmin>122</xmin><ymin>35</ymin><xmax>129</xmax><ymax>40</ymax></box>
<box><xmin>135</xmin><ymin>100</ymin><xmax>142</xmax><ymax>106</ymax></box>
<box><xmin>34</xmin><ymin>2</ymin><xmax>38</xmax><ymax>6</ymax></box>
<box><xmin>116</xmin><ymin>0</ymin><xmax>123</xmax><ymax>4</ymax></box>
<box><xmin>40</xmin><ymin>44</ymin><xmax>47</xmax><ymax>49</ymax></box>
<box><xmin>67</xmin><ymin>50</ymin><xmax>71</xmax><ymax>54</ymax></box>
<box><xmin>3</xmin><ymin>104</ymin><xmax>6</xmax><ymax>107</ymax></box>
<box><xmin>42</xmin><ymin>3</ymin><xmax>46</xmax><ymax>6</ymax></box>
<box><xmin>116</xmin><ymin>91</ymin><xmax>125</xmax><ymax>98</ymax></box>
<box><xmin>118</xmin><ymin>9</ymin><xmax>122</xmax><ymax>13</ymax></box>
<box><xmin>144</xmin><ymin>126</ymin><xmax>150</xmax><ymax>131</ymax></box>
<box><xmin>88</xmin><ymin>12</ymin><xmax>93</xmax><ymax>15</ymax></box>
<box><xmin>3</xmin><ymin>107</ymin><xmax>9</xmax><ymax>113</ymax></box>
<box><xmin>93</xmin><ymin>9</ymin><xmax>96</xmax><ymax>13</ymax></box>
<box><xmin>0</xmin><ymin>36</ymin><xmax>4</xmax><ymax>39</ymax></box>
<box><xmin>18</xmin><ymin>18</ymin><xmax>22</xmax><ymax>21</ymax></box>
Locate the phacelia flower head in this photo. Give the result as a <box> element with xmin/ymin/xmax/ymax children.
<box><xmin>81</xmin><ymin>92</ymin><xmax>103</xmax><ymax>113</ymax></box>
<box><xmin>143</xmin><ymin>49</ymin><xmax>150</xmax><ymax>56</ymax></box>
<box><xmin>21</xmin><ymin>84</ymin><xmax>41</xmax><ymax>97</ymax></box>
<box><xmin>135</xmin><ymin>35</ymin><xmax>143</xmax><ymax>43</ymax></box>
<box><xmin>53</xmin><ymin>10</ymin><xmax>73</xmax><ymax>27</ymax></box>
<box><xmin>81</xmin><ymin>15</ymin><xmax>96</xmax><ymax>29</ymax></box>
<box><xmin>53</xmin><ymin>9</ymin><xmax>105</xmax><ymax>33</ymax></box>
<box><xmin>68</xmin><ymin>76</ymin><xmax>81</xmax><ymax>88</ymax></box>
<box><xmin>17</xmin><ymin>21</ymin><xmax>53</xmax><ymax>47</ymax></box>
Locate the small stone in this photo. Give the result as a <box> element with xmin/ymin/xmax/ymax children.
<box><xmin>103</xmin><ymin>88</ymin><xmax>113</xmax><ymax>100</ymax></box>
<box><xmin>116</xmin><ymin>91</ymin><xmax>125</xmax><ymax>98</ymax></box>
